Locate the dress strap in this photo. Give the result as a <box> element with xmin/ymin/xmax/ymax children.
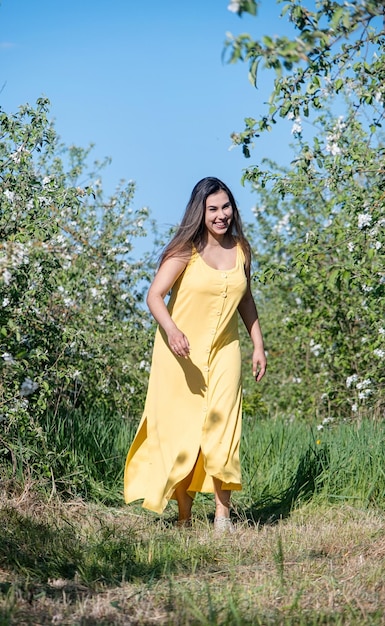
<box><xmin>236</xmin><ymin>241</ymin><xmax>245</xmax><ymax>266</ymax></box>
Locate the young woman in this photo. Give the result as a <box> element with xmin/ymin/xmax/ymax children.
<box><xmin>124</xmin><ymin>177</ymin><xmax>266</xmax><ymax>531</ymax></box>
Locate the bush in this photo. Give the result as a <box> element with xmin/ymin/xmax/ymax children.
<box><xmin>0</xmin><ymin>98</ymin><xmax>155</xmax><ymax>487</ymax></box>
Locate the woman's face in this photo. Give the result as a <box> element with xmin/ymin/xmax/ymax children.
<box><xmin>204</xmin><ymin>190</ymin><xmax>233</xmax><ymax>240</ymax></box>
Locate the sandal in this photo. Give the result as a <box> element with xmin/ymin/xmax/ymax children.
<box><xmin>214</xmin><ymin>516</ymin><xmax>235</xmax><ymax>534</ymax></box>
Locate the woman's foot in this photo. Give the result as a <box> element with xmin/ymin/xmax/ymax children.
<box><xmin>175</xmin><ymin>518</ymin><xmax>192</xmax><ymax>528</ymax></box>
<box><xmin>214</xmin><ymin>516</ymin><xmax>235</xmax><ymax>534</ymax></box>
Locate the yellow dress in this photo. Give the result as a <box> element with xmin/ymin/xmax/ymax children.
<box><xmin>124</xmin><ymin>243</ymin><xmax>247</xmax><ymax>513</ymax></box>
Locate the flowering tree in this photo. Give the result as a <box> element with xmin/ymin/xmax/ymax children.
<box><xmin>227</xmin><ymin>0</ymin><xmax>385</xmax><ymax>420</ymax></box>
<box><xmin>0</xmin><ymin>99</ymin><xmax>155</xmax><ymax>483</ymax></box>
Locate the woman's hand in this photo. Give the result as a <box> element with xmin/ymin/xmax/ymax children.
<box><xmin>252</xmin><ymin>348</ymin><xmax>267</xmax><ymax>382</ymax></box>
<box><xmin>167</xmin><ymin>327</ymin><xmax>190</xmax><ymax>358</ymax></box>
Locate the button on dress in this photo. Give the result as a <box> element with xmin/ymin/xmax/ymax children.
<box><xmin>124</xmin><ymin>243</ymin><xmax>247</xmax><ymax>514</ymax></box>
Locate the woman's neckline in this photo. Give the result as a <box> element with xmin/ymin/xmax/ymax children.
<box><xmin>193</xmin><ymin>243</ymin><xmax>239</xmax><ymax>271</ymax></box>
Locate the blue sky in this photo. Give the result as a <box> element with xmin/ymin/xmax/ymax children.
<box><xmin>1</xmin><ymin>0</ymin><xmax>295</xmax><ymax>250</ymax></box>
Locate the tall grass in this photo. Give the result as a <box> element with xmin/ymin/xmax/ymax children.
<box><xmin>41</xmin><ymin>407</ymin><xmax>137</xmax><ymax>502</ymax></box>
<box><xmin>1</xmin><ymin>408</ymin><xmax>137</xmax><ymax>504</ymax></box>
<box><xmin>237</xmin><ymin>416</ymin><xmax>385</xmax><ymax>518</ymax></box>
<box><xmin>3</xmin><ymin>409</ymin><xmax>385</xmax><ymax>513</ymax></box>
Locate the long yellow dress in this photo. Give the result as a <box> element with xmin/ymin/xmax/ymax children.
<box><xmin>124</xmin><ymin>243</ymin><xmax>247</xmax><ymax>514</ymax></box>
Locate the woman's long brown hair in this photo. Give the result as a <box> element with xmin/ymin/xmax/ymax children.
<box><xmin>159</xmin><ymin>177</ymin><xmax>251</xmax><ymax>269</ymax></box>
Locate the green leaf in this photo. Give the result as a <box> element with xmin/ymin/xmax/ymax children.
<box><xmin>330</xmin><ymin>7</ymin><xmax>345</xmax><ymax>30</ymax></box>
<box><xmin>262</xmin><ymin>35</ymin><xmax>274</xmax><ymax>48</ymax></box>
<box><xmin>248</xmin><ymin>58</ymin><xmax>260</xmax><ymax>87</ymax></box>
<box><xmin>242</xmin><ymin>0</ymin><xmax>257</xmax><ymax>16</ymax></box>
<box><xmin>279</xmin><ymin>101</ymin><xmax>292</xmax><ymax>117</ymax></box>
<box><xmin>334</xmin><ymin>78</ymin><xmax>344</xmax><ymax>93</ymax></box>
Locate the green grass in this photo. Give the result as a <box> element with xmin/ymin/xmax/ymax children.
<box><xmin>235</xmin><ymin>416</ymin><xmax>385</xmax><ymax>517</ymax></box>
<box><xmin>0</xmin><ymin>497</ymin><xmax>384</xmax><ymax>624</ymax></box>
<box><xmin>1</xmin><ymin>416</ymin><xmax>385</xmax><ymax>623</ymax></box>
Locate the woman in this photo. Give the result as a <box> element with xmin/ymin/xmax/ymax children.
<box><xmin>124</xmin><ymin>177</ymin><xmax>266</xmax><ymax>531</ymax></box>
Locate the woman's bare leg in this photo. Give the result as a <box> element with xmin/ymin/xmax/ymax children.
<box><xmin>174</xmin><ymin>469</ymin><xmax>194</xmax><ymax>523</ymax></box>
<box><xmin>213</xmin><ymin>477</ymin><xmax>231</xmax><ymax>519</ymax></box>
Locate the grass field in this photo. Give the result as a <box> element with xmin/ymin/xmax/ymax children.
<box><xmin>1</xmin><ymin>417</ymin><xmax>385</xmax><ymax>624</ymax></box>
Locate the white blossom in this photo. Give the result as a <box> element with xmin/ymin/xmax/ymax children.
<box><xmin>2</xmin><ymin>269</ymin><xmax>12</xmax><ymax>285</ymax></box>
<box><xmin>325</xmin><ymin>117</ymin><xmax>345</xmax><ymax>155</ymax></box>
<box><xmin>356</xmin><ymin>379</ymin><xmax>371</xmax><ymax>390</ymax></box>
<box><xmin>309</xmin><ymin>339</ymin><xmax>322</xmax><ymax>356</ymax></box>
<box><xmin>2</xmin><ymin>352</ymin><xmax>15</xmax><ymax>364</ymax></box>
<box><xmin>351</xmin><ymin>403</ymin><xmax>358</xmax><ymax>413</ymax></box>
<box><xmin>325</xmin><ymin>141</ymin><xmax>341</xmax><ymax>156</ymax></box>
<box><xmin>4</xmin><ymin>190</ymin><xmax>15</xmax><ymax>202</ymax></box>
<box><xmin>252</xmin><ymin>205</ymin><xmax>265</xmax><ymax>217</ymax></box>
<box><xmin>373</xmin><ymin>348</ymin><xmax>385</xmax><ymax>358</ymax></box>
<box><xmin>291</xmin><ymin>117</ymin><xmax>302</xmax><ymax>135</ymax></box>
<box><xmin>335</xmin><ymin>116</ymin><xmax>346</xmax><ymax>131</ymax></box>
<box><xmin>274</xmin><ymin>211</ymin><xmax>293</xmax><ymax>234</ymax></box>
<box><xmin>2</xmin><ymin>297</ymin><xmax>10</xmax><ymax>307</ymax></box>
<box><xmin>305</xmin><ymin>231</ymin><xmax>313</xmax><ymax>243</ymax></box>
<box><xmin>357</xmin><ymin>213</ymin><xmax>372</xmax><ymax>229</ymax></box>
<box><xmin>20</xmin><ymin>377</ymin><xmax>39</xmax><ymax>397</ymax></box>
<box><xmin>9</xmin><ymin>243</ymin><xmax>29</xmax><ymax>267</ymax></box>
<box><xmin>379</xmin><ymin>327</ymin><xmax>385</xmax><ymax>335</ymax></box>
<box><xmin>347</xmin><ymin>242</ymin><xmax>354</xmax><ymax>252</ymax></box>
<box><xmin>10</xmin><ymin>145</ymin><xmax>29</xmax><ymax>163</ymax></box>
<box><xmin>346</xmin><ymin>374</ymin><xmax>358</xmax><ymax>388</ymax></box>
<box><xmin>228</xmin><ymin>0</ymin><xmax>241</xmax><ymax>12</ymax></box>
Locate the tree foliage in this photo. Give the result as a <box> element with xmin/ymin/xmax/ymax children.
<box><xmin>227</xmin><ymin>0</ymin><xmax>385</xmax><ymax>421</ymax></box>
<box><xmin>0</xmin><ymin>98</ymin><xmax>155</xmax><ymax>488</ymax></box>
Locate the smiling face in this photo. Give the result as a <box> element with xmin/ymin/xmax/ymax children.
<box><xmin>204</xmin><ymin>190</ymin><xmax>233</xmax><ymax>241</ymax></box>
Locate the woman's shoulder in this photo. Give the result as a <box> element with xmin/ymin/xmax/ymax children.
<box><xmin>234</xmin><ymin>237</ymin><xmax>251</xmax><ymax>270</ymax></box>
<box><xmin>233</xmin><ymin>236</ymin><xmax>244</xmax><ymax>254</ymax></box>
<box><xmin>161</xmin><ymin>243</ymin><xmax>193</xmax><ymax>266</ymax></box>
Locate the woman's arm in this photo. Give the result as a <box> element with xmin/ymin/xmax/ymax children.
<box><xmin>237</xmin><ymin>266</ymin><xmax>267</xmax><ymax>382</ymax></box>
<box><xmin>146</xmin><ymin>255</ymin><xmax>191</xmax><ymax>358</ymax></box>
